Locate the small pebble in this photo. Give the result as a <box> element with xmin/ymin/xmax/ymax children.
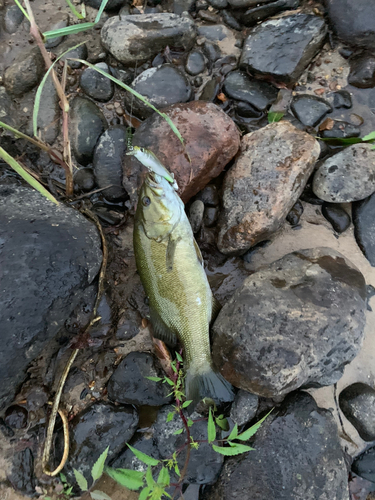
<box><xmin>189</xmin><ymin>200</ymin><xmax>205</xmax><ymax>233</ymax></box>
<box><xmin>185</xmin><ymin>50</ymin><xmax>206</xmax><ymax>76</ymax></box>
<box><xmin>332</xmin><ymin>90</ymin><xmax>352</xmax><ymax>109</ymax></box>
<box><xmin>203</xmin><ymin>206</ymin><xmax>219</xmax><ymax>227</ymax></box>
<box><xmin>286</xmin><ymin>200</ymin><xmax>304</xmax><ymax>226</ymax></box>
<box><xmin>74</xmin><ymin>168</ymin><xmax>96</xmax><ymax>193</ymax></box>
<box><xmin>322</xmin><ymin>203</ymin><xmax>351</xmax><ymax>233</ymax></box>
<box><xmin>195</xmin><ymin>185</ymin><xmax>220</xmax><ymax>206</ymax></box>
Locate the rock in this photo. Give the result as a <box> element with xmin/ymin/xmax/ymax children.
<box><xmin>8</xmin><ymin>449</ymin><xmax>35</xmax><ymax>497</ymax></box>
<box><xmin>84</xmin><ymin>0</ymin><xmax>124</xmax><ymax>10</ymax></box>
<box><xmin>0</xmin><ymin>185</ymin><xmax>101</xmax><ymax>409</ymax></box>
<box><xmin>197</xmin><ymin>24</ymin><xmax>241</xmax><ymax>59</ymax></box>
<box><xmin>339</xmin><ymin>383</ymin><xmax>375</xmax><ymax>441</ymax></box>
<box><xmin>44</xmin><ymin>13</ymin><xmax>69</xmax><ymax>49</ymax></box>
<box><xmin>3</xmin><ymin>4</ymin><xmax>24</xmax><ymax>33</ymax></box>
<box><xmin>34</xmin><ymin>74</ymin><xmax>60</xmax><ymax>144</ymax></box>
<box><xmin>332</xmin><ymin>90</ymin><xmax>352</xmax><ymax>109</ymax></box>
<box><xmin>74</xmin><ymin>167</ymin><xmax>96</xmax><ymax>193</ymax></box>
<box><xmin>320</xmin><ymin>120</ymin><xmax>360</xmax><ymax>139</ymax></box>
<box><xmin>189</xmin><ymin>200</ymin><xmax>205</xmax><ymax>233</ymax></box>
<box><xmin>240</xmin><ymin>14</ymin><xmax>327</xmax><ymax>83</ymax></box>
<box><xmin>229</xmin><ymin>390</ymin><xmax>259</xmax><ymax>427</ymax></box>
<box><xmin>203</xmin><ymin>206</ymin><xmax>219</xmax><ymax>227</ymax></box>
<box><xmin>223</xmin><ymin>70</ymin><xmax>278</xmax><ymax>111</ymax></box>
<box><xmin>92</xmin><ymin>125</ymin><xmax>127</xmax><ymax>201</ymax></box>
<box><xmin>228</xmin><ymin>0</ymin><xmax>266</xmax><ymax>6</ymax></box>
<box><xmin>202</xmin><ymin>42</ymin><xmax>221</xmax><ymax>63</ymax></box>
<box><xmin>153</xmin><ymin>405</ymin><xmax>224</xmax><ymax>484</ymax></box>
<box><xmin>4</xmin><ymin>47</ymin><xmax>44</xmax><ymax>97</ymax></box>
<box><xmin>199</xmin><ymin>77</ymin><xmax>220</xmax><ymax>101</ymax></box>
<box><xmin>58</xmin><ymin>403</ymin><xmax>138</xmax><ymax>484</ymax></box>
<box><xmin>4</xmin><ymin>405</ymin><xmax>28</xmax><ymax>429</ymax></box>
<box><xmin>324</xmin><ymin>0</ymin><xmax>375</xmax><ymax>50</ymax></box>
<box><xmin>286</xmin><ymin>200</ymin><xmax>304</xmax><ymax>226</ymax></box>
<box><xmin>222</xmin><ymin>10</ymin><xmax>242</xmax><ymax>31</ymax></box>
<box><xmin>352</xmin><ymin>446</ymin><xmax>375</xmax><ymax>483</ymax></box>
<box><xmin>291</xmin><ymin>94</ymin><xmax>332</xmax><ymax>127</ymax></box>
<box><xmin>112</xmin><ymin>434</ymin><xmax>161</xmax><ymax>471</ymax></box>
<box><xmin>353</xmin><ymin>192</ymin><xmax>375</xmax><ymax>266</ymax></box>
<box><xmin>123</xmin><ymin>101</ymin><xmax>240</xmax><ymax>207</ymax></box>
<box><xmin>212</xmin><ymin>248</ymin><xmax>367</xmax><ymax>397</ymax></box>
<box><xmin>80</xmin><ymin>62</ymin><xmax>114</xmax><ymax>102</ymax></box>
<box><xmin>186</xmin><ymin>50</ymin><xmax>206</xmax><ymax>76</ymax></box>
<box><xmin>55</xmin><ymin>40</ymin><xmax>88</xmax><ymax>69</ymax></box>
<box><xmin>312</xmin><ymin>144</ymin><xmax>375</xmax><ymax>203</ymax></box>
<box><xmin>101</xmin><ymin>14</ymin><xmax>196</xmax><ymax>66</ymax></box>
<box><xmin>217</xmin><ymin>121</ymin><xmax>320</xmax><ymax>255</ymax></box>
<box><xmin>70</xmin><ymin>96</ymin><xmax>107</xmax><ymax>166</ymax></box>
<box><xmin>204</xmin><ymin>392</ymin><xmax>350</xmax><ymax>500</ymax></box>
<box><xmin>107</xmin><ymin>352</ymin><xmax>172</xmax><ymax>406</ymax></box>
<box><xmin>348</xmin><ymin>53</ymin><xmax>375</xmax><ymax>89</ymax></box>
<box><xmin>322</xmin><ymin>203</ymin><xmax>351</xmax><ymax>233</ymax></box>
<box><xmin>242</xmin><ymin>0</ymin><xmax>300</xmax><ymax>27</ymax></box>
<box><xmin>124</xmin><ymin>64</ymin><xmax>192</xmax><ymax>120</ymax></box>
<box><xmin>0</xmin><ymin>87</ymin><xmax>18</xmax><ymax>130</ymax></box>
<box><xmin>208</xmin><ymin>0</ymin><xmax>228</xmax><ymax>7</ymax></box>
<box><xmin>174</xmin><ymin>0</ymin><xmax>196</xmax><ymax>14</ymax></box>
<box><xmin>195</xmin><ymin>185</ymin><xmax>219</xmax><ymax>206</ymax></box>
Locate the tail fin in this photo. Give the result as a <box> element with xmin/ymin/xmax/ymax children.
<box><xmin>185</xmin><ymin>367</ymin><xmax>234</xmax><ymax>411</ymax></box>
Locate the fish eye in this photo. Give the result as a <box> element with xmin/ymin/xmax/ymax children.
<box><xmin>140</xmin><ymin>147</ymin><xmax>145</xmax><ymax>153</ymax></box>
<box><xmin>142</xmin><ymin>196</ymin><xmax>151</xmax><ymax>207</ymax></box>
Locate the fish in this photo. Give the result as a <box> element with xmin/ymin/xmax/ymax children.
<box><xmin>133</xmin><ymin>171</ymin><xmax>234</xmax><ymax>409</ymax></box>
<box><xmin>126</xmin><ymin>146</ymin><xmax>179</xmax><ymax>190</ymax></box>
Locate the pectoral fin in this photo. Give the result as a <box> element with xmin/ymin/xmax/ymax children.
<box><xmin>193</xmin><ymin>238</ymin><xmax>203</xmax><ymax>266</ymax></box>
<box><xmin>166</xmin><ymin>235</ymin><xmax>181</xmax><ymax>272</ymax></box>
<box><xmin>211</xmin><ymin>296</ymin><xmax>222</xmax><ymax>324</ymax></box>
<box><xmin>150</xmin><ymin>307</ymin><xmax>177</xmax><ymax>346</ymax></box>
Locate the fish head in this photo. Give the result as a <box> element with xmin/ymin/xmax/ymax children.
<box><xmin>137</xmin><ymin>171</ymin><xmax>183</xmax><ymax>241</ymax></box>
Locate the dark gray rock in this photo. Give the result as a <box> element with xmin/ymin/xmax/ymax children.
<box><xmin>8</xmin><ymin>449</ymin><xmax>35</xmax><ymax>497</ymax></box>
<box><xmin>174</xmin><ymin>0</ymin><xmax>196</xmax><ymax>14</ymax></box>
<box><xmin>124</xmin><ymin>64</ymin><xmax>192</xmax><ymax>120</ymax></box>
<box><xmin>92</xmin><ymin>125</ymin><xmax>127</xmax><ymax>201</ymax></box>
<box><xmin>44</xmin><ymin>13</ymin><xmax>69</xmax><ymax>49</ymax></box>
<box><xmin>207</xmin><ymin>0</ymin><xmax>228</xmax><ymax>8</ymax></box>
<box><xmin>339</xmin><ymin>383</ymin><xmax>375</xmax><ymax>441</ymax></box>
<box><xmin>107</xmin><ymin>352</ymin><xmax>172</xmax><ymax>406</ymax></box>
<box><xmin>0</xmin><ymin>185</ymin><xmax>101</xmax><ymax>409</ymax></box>
<box><xmin>202</xmin><ymin>41</ymin><xmax>221</xmax><ymax>63</ymax></box>
<box><xmin>153</xmin><ymin>405</ymin><xmax>224</xmax><ymax>485</ymax></box>
<box><xmin>203</xmin><ymin>206</ymin><xmax>219</xmax><ymax>227</ymax></box>
<box><xmin>332</xmin><ymin>90</ymin><xmax>352</xmax><ymax>109</ymax></box>
<box><xmin>70</xmin><ymin>96</ymin><xmax>107</xmax><ymax>166</ymax></box>
<box><xmin>3</xmin><ymin>4</ymin><xmax>24</xmax><ymax>33</ymax></box>
<box><xmin>186</xmin><ymin>50</ymin><xmax>206</xmax><ymax>76</ymax></box>
<box><xmin>197</xmin><ymin>24</ymin><xmax>241</xmax><ymax>60</ymax></box>
<box><xmin>286</xmin><ymin>200</ymin><xmax>304</xmax><ymax>226</ymax></box>
<box><xmin>324</xmin><ymin>0</ymin><xmax>375</xmax><ymax>50</ymax></box>
<box><xmin>204</xmin><ymin>392</ymin><xmax>350</xmax><ymax>500</ymax></box>
<box><xmin>352</xmin><ymin>446</ymin><xmax>375</xmax><ymax>483</ymax></box>
<box><xmin>4</xmin><ymin>47</ymin><xmax>44</xmax><ymax>97</ymax></box>
<box><xmin>322</xmin><ymin>203</ymin><xmax>351</xmax><ymax>233</ymax></box>
<box><xmin>320</xmin><ymin>120</ymin><xmax>360</xmax><ymax>139</ymax></box>
<box><xmin>196</xmin><ymin>185</ymin><xmax>219</xmax><ymax>207</ymax></box>
<box><xmin>112</xmin><ymin>434</ymin><xmax>161</xmax><ymax>471</ymax></box>
<box><xmin>240</xmin><ymin>14</ymin><xmax>327</xmax><ymax>83</ymax></box>
<box><xmin>80</xmin><ymin>62</ymin><xmax>114</xmax><ymax>102</ymax></box>
<box><xmin>353</xmin><ymin>192</ymin><xmax>375</xmax><ymax>266</ymax></box>
<box><xmin>0</xmin><ymin>87</ymin><xmax>18</xmax><ymax>130</ymax></box>
<box><xmin>101</xmin><ymin>14</ymin><xmax>196</xmax><ymax>66</ymax></box>
<box><xmin>235</xmin><ymin>101</ymin><xmax>262</xmax><ymax>118</ymax></box>
<box><xmin>84</xmin><ymin>0</ymin><xmax>124</xmax><ymax>10</ymax></box>
<box><xmin>34</xmin><ymin>74</ymin><xmax>60</xmax><ymax>144</ymax></box>
<box><xmin>189</xmin><ymin>200</ymin><xmax>205</xmax><ymax>233</ymax></box>
<box><xmin>312</xmin><ymin>144</ymin><xmax>375</xmax><ymax>203</ymax></box>
<box><xmin>199</xmin><ymin>78</ymin><xmax>220</xmax><ymax>101</ymax></box>
<box><xmin>228</xmin><ymin>0</ymin><xmax>267</xmax><ymax>6</ymax></box>
<box><xmin>57</xmin><ymin>403</ymin><xmax>138</xmax><ymax>485</ymax></box>
<box><xmin>212</xmin><ymin>248</ymin><xmax>367</xmax><ymax>397</ymax></box>
<box><xmin>221</xmin><ymin>10</ymin><xmax>242</xmax><ymax>31</ymax></box>
<box><xmin>74</xmin><ymin>167</ymin><xmax>96</xmax><ymax>193</ymax></box>
<box><xmin>223</xmin><ymin>70</ymin><xmax>277</xmax><ymax>111</ymax></box>
<box><xmin>291</xmin><ymin>94</ymin><xmax>332</xmax><ymax>127</ymax></box>
<box><xmin>55</xmin><ymin>40</ymin><xmax>88</xmax><ymax>69</ymax></box>
<box><xmin>348</xmin><ymin>53</ymin><xmax>375</xmax><ymax>89</ymax></box>
<box><xmin>242</xmin><ymin>0</ymin><xmax>300</xmax><ymax>27</ymax></box>
<box><xmin>229</xmin><ymin>390</ymin><xmax>259</xmax><ymax>427</ymax></box>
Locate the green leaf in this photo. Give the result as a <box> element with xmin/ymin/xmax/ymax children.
<box><xmin>227</xmin><ymin>423</ymin><xmax>238</xmax><ymax>441</ymax></box>
<box><xmin>235</xmin><ymin>410</ymin><xmax>273</xmax><ymax>441</ymax></box>
<box><xmin>145</xmin><ymin>466</ymin><xmax>154</xmax><ymax>488</ymax></box>
<box><xmin>65</xmin><ymin>486</ymin><xmax>73</xmax><ymax>495</ymax></box>
<box><xmin>173</xmin><ymin>428</ymin><xmax>184</xmax><ymax>435</ymax></box>
<box><xmin>139</xmin><ymin>487</ymin><xmax>151</xmax><ymax>500</ymax></box>
<box><xmin>145</xmin><ymin>376</ymin><xmax>162</xmax><ymax>382</ymax></box>
<box><xmin>208</xmin><ymin>407</ymin><xmax>216</xmax><ymax>443</ymax></box>
<box><xmin>60</xmin><ymin>473</ymin><xmax>67</xmax><ymax>483</ymax></box>
<box><xmin>64</xmin><ymin>0</ymin><xmax>85</xmax><ymax>19</ymax></box>
<box><xmin>73</xmin><ymin>469</ymin><xmax>88</xmax><ymax>491</ymax></box>
<box><xmin>166</xmin><ymin>411</ymin><xmax>175</xmax><ymax>422</ymax></box>
<box><xmin>268</xmin><ymin>111</ymin><xmax>284</xmax><ymax>123</ymax></box>
<box><xmin>95</xmin><ymin>0</ymin><xmax>109</xmax><ymax>23</ymax></box>
<box><xmin>215</xmin><ymin>415</ymin><xmax>229</xmax><ymax>431</ymax></box>
<box><xmin>90</xmin><ymin>490</ymin><xmax>112</xmax><ymax>500</ymax></box>
<box><xmin>318</xmin><ymin>136</ymin><xmax>363</xmax><ymax>145</ymax></box>
<box><xmin>157</xmin><ymin>467</ymin><xmax>170</xmax><ymax>487</ymax></box>
<box><xmin>0</xmin><ymin>147</ymin><xmax>59</xmax><ymax>204</ymax></box>
<box><xmin>164</xmin><ymin>377</ymin><xmax>174</xmax><ymax>386</ymax></box>
<box><xmin>212</xmin><ymin>444</ymin><xmax>254</xmax><ymax>456</ymax></box>
<box><xmin>105</xmin><ymin>467</ymin><xmax>144</xmax><ymax>490</ymax></box>
<box><xmin>91</xmin><ymin>446</ymin><xmax>109</xmax><ymax>481</ymax></box>
<box><xmin>174</xmin><ymin>463</ymin><xmax>180</xmax><ymax>477</ymax></box>
<box><xmin>362</xmin><ymin>131</ymin><xmax>375</xmax><ymax>142</ymax></box>
<box><xmin>372</xmin><ymin>144</ymin><xmax>375</xmax><ymax>150</ymax></box>
<box><xmin>187</xmin><ymin>418</ymin><xmax>194</xmax><ymax>427</ymax></box>
<box><xmin>13</xmin><ymin>0</ymin><xmax>30</xmax><ymax>21</ymax></box>
<box><xmin>127</xmin><ymin>444</ymin><xmax>160</xmax><ymax>466</ymax></box>
<box><xmin>175</xmin><ymin>352</ymin><xmax>183</xmax><ymax>362</ymax></box>
<box><xmin>43</xmin><ymin>22</ymin><xmax>96</xmax><ymax>39</ymax></box>
<box><xmin>182</xmin><ymin>400</ymin><xmax>192</xmax><ymax>408</ymax></box>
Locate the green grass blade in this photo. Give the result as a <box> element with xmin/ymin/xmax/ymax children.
<box><xmin>70</xmin><ymin>59</ymin><xmax>185</xmax><ymax>146</ymax></box>
<box><xmin>65</xmin><ymin>0</ymin><xmax>85</xmax><ymax>19</ymax></box>
<box><xmin>13</xmin><ymin>0</ymin><xmax>30</xmax><ymax>21</ymax></box>
<box><xmin>43</xmin><ymin>22</ymin><xmax>95</xmax><ymax>39</ymax></box>
<box><xmin>95</xmin><ymin>0</ymin><xmax>109</xmax><ymax>23</ymax></box>
<box><xmin>0</xmin><ymin>119</ymin><xmax>47</xmax><ymax>149</ymax></box>
<box><xmin>33</xmin><ymin>42</ymin><xmax>86</xmax><ymax>137</ymax></box>
<box><xmin>0</xmin><ymin>147</ymin><xmax>59</xmax><ymax>205</ymax></box>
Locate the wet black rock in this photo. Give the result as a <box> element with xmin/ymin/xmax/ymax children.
<box><xmin>70</xmin><ymin>96</ymin><xmax>107</xmax><ymax>166</ymax></box>
<box><xmin>221</xmin><ymin>10</ymin><xmax>242</xmax><ymax>31</ymax></box>
<box><xmin>196</xmin><ymin>185</ymin><xmax>219</xmax><ymax>207</ymax></box>
<box><xmin>35</xmin><ymin>75</ymin><xmax>60</xmax><ymax>144</ymax></box>
<box><xmin>44</xmin><ymin>13</ymin><xmax>69</xmax><ymax>49</ymax></box>
<box><xmin>353</xmin><ymin>192</ymin><xmax>375</xmax><ymax>266</ymax></box>
<box><xmin>74</xmin><ymin>167</ymin><xmax>96</xmax><ymax>193</ymax></box>
<box><xmin>202</xmin><ymin>41</ymin><xmax>221</xmax><ymax>63</ymax></box>
<box><xmin>59</xmin><ymin>403</ymin><xmax>138</xmax><ymax>484</ymax></box>
<box><xmin>339</xmin><ymin>383</ymin><xmax>375</xmax><ymax>441</ymax></box>
<box><xmin>204</xmin><ymin>392</ymin><xmax>350</xmax><ymax>500</ymax></box>
<box><xmin>199</xmin><ymin>78</ymin><xmax>220</xmax><ymax>101</ymax></box>
<box><xmin>4</xmin><ymin>405</ymin><xmax>28</xmax><ymax>429</ymax></box>
<box><xmin>101</xmin><ymin>14</ymin><xmax>196</xmax><ymax>66</ymax></box>
<box><xmin>208</xmin><ymin>0</ymin><xmax>228</xmax><ymax>7</ymax></box>
<box><xmin>107</xmin><ymin>352</ymin><xmax>172</xmax><ymax>406</ymax></box>
<box><xmin>154</xmin><ymin>405</ymin><xmax>224</xmax><ymax>484</ymax></box>
<box><xmin>80</xmin><ymin>62</ymin><xmax>114</xmax><ymax>102</ymax></box>
<box><xmin>8</xmin><ymin>449</ymin><xmax>35</xmax><ymax>497</ymax></box>
<box><xmin>212</xmin><ymin>248</ymin><xmax>367</xmax><ymax>397</ymax></box>
<box><xmin>124</xmin><ymin>64</ymin><xmax>192</xmax><ymax>120</ymax></box>
<box><xmin>92</xmin><ymin>125</ymin><xmax>127</xmax><ymax>201</ymax></box>
<box><xmin>84</xmin><ymin>0</ymin><xmax>124</xmax><ymax>10</ymax></box>
<box><xmin>348</xmin><ymin>53</ymin><xmax>375</xmax><ymax>89</ymax></box>
<box><xmin>228</xmin><ymin>0</ymin><xmax>267</xmax><ymax>6</ymax></box>
<box><xmin>291</xmin><ymin>94</ymin><xmax>332</xmax><ymax>127</ymax></box>
<box><xmin>186</xmin><ymin>50</ymin><xmax>206</xmax><ymax>76</ymax></box>
<box><xmin>352</xmin><ymin>446</ymin><xmax>375</xmax><ymax>483</ymax></box>
<box><xmin>55</xmin><ymin>40</ymin><xmax>88</xmax><ymax>69</ymax></box>
<box><xmin>0</xmin><ymin>185</ymin><xmax>101</xmax><ymax>409</ymax></box>
<box><xmin>3</xmin><ymin>4</ymin><xmax>24</xmax><ymax>33</ymax></box>
<box><xmin>204</xmin><ymin>206</ymin><xmax>219</xmax><ymax>227</ymax></box>
<box><xmin>223</xmin><ymin>71</ymin><xmax>277</xmax><ymax>111</ymax></box>
<box><xmin>320</xmin><ymin>120</ymin><xmax>360</xmax><ymax>139</ymax></box>
<box><xmin>242</xmin><ymin>0</ymin><xmax>300</xmax><ymax>27</ymax></box>
<box><xmin>189</xmin><ymin>200</ymin><xmax>205</xmax><ymax>233</ymax></box>
<box><xmin>332</xmin><ymin>90</ymin><xmax>352</xmax><ymax>109</ymax></box>
<box><xmin>322</xmin><ymin>203</ymin><xmax>351</xmax><ymax>233</ymax></box>
<box><xmin>235</xmin><ymin>101</ymin><xmax>262</xmax><ymax>118</ymax></box>
<box><xmin>325</xmin><ymin>0</ymin><xmax>375</xmax><ymax>51</ymax></box>
<box><xmin>229</xmin><ymin>390</ymin><xmax>259</xmax><ymax>427</ymax></box>
<box><xmin>4</xmin><ymin>47</ymin><xmax>44</xmax><ymax>97</ymax></box>
<box><xmin>240</xmin><ymin>14</ymin><xmax>327</xmax><ymax>83</ymax></box>
<box><xmin>313</xmin><ymin>144</ymin><xmax>375</xmax><ymax>203</ymax></box>
<box><xmin>286</xmin><ymin>200</ymin><xmax>304</xmax><ymax>226</ymax></box>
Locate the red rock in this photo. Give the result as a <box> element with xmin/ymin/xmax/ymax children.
<box><xmin>123</xmin><ymin>101</ymin><xmax>240</xmax><ymax>208</ymax></box>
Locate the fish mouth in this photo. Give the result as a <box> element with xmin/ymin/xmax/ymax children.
<box><xmin>144</xmin><ymin>172</ymin><xmax>164</xmax><ymax>196</ymax></box>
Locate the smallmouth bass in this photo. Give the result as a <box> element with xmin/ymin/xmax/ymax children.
<box><xmin>133</xmin><ymin>171</ymin><xmax>234</xmax><ymax>408</ymax></box>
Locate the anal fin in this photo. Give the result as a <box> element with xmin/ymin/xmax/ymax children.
<box><xmin>150</xmin><ymin>307</ymin><xmax>177</xmax><ymax>346</ymax></box>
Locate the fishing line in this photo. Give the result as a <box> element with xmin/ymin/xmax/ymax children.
<box><xmin>126</xmin><ymin>60</ymin><xmax>137</xmax><ymax>151</ymax></box>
